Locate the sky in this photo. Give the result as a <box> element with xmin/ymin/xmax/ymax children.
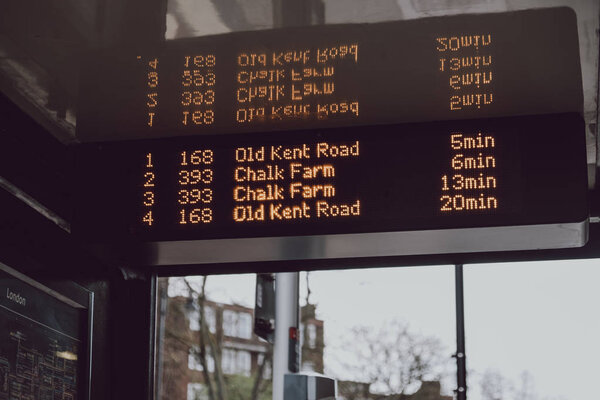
<box><xmin>169</xmin><ymin>259</ymin><xmax>600</xmax><ymax>400</ymax></box>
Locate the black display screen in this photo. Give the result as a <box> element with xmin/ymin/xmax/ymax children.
<box><xmin>0</xmin><ymin>268</ymin><xmax>87</xmax><ymax>399</ymax></box>
<box><xmin>73</xmin><ymin>113</ymin><xmax>588</xmax><ymax>243</ymax></box>
<box><xmin>77</xmin><ymin>7</ymin><xmax>582</xmax><ymax>142</ymax></box>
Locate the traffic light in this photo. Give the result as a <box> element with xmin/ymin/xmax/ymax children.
<box><xmin>254</xmin><ymin>273</ymin><xmax>276</xmax><ymax>342</ymax></box>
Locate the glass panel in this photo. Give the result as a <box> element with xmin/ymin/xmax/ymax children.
<box><xmin>188</xmin><ymin>346</ymin><xmax>215</xmax><ymax>373</ymax></box>
<box><xmin>222</xmin><ymin>348</ymin><xmax>236</xmax><ymax>375</ymax></box>
<box><xmin>321</xmin><ymin>0</ymin><xmax>599</xmax><ymax>133</ymax></box>
<box><xmin>222</xmin><ymin>309</ymin><xmax>238</xmax><ymax>337</ymax></box>
<box><xmin>238</xmin><ymin>312</ymin><xmax>253</xmax><ymax>339</ymax></box>
<box><xmin>163</xmin><ymin>0</ymin><xmax>598</xmax><ymax>138</ymax></box>
<box><xmin>307</xmin><ymin>324</ymin><xmax>317</xmax><ymax>349</ymax></box>
<box><xmin>236</xmin><ymin>350</ymin><xmax>252</xmax><ymax>376</ymax></box>
<box><xmin>188</xmin><ymin>348</ymin><xmax>202</xmax><ymax>371</ymax></box>
<box><xmin>188</xmin><ymin>305</ymin><xmax>201</xmax><ymax>331</ymax></box>
<box><xmin>157</xmin><ymin>267</ymin><xmax>456</xmax><ymax>400</ymax></box>
<box><xmin>299</xmin><ymin>266</ymin><xmax>456</xmax><ymax>398</ymax></box>
<box><xmin>464</xmin><ymin>259</ymin><xmax>600</xmax><ymax>400</ymax></box>
<box><xmin>205</xmin><ymin>307</ymin><xmax>217</xmax><ymax>334</ymax></box>
<box><xmin>156</xmin><ymin>275</ymin><xmax>271</xmax><ymax>400</ymax></box>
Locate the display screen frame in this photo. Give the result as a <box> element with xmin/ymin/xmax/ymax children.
<box><xmin>73</xmin><ymin>7</ymin><xmax>588</xmax><ymax>266</ymax></box>
<box><xmin>73</xmin><ymin>113</ymin><xmax>589</xmax><ymax>265</ymax></box>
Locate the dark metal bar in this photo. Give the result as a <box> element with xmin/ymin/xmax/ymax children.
<box><xmin>85</xmin><ymin>290</ymin><xmax>95</xmax><ymax>400</ymax></box>
<box><xmin>455</xmin><ymin>264</ymin><xmax>467</xmax><ymax>400</ymax></box>
<box><xmin>148</xmin><ymin>273</ymin><xmax>158</xmax><ymax>400</ymax></box>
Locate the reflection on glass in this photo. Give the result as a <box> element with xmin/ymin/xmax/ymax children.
<box><xmin>166</xmin><ymin>0</ymin><xmax>275</xmax><ymax>39</ymax></box>
<box><xmin>163</xmin><ymin>0</ymin><xmax>598</xmax><ymax>187</ymax></box>
<box><xmin>322</xmin><ymin>0</ymin><xmax>598</xmax><ymax>129</ymax></box>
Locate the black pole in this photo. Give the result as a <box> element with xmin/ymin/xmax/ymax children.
<box><xmin>455</xmin><ymin>264</ymin><xmax>467</xmax><ymax>400</ymax></box>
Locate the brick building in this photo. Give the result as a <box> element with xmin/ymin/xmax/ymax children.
<box><xmin>300</xmin><ymin>303</ymin><xmax>325</xmax><ymax>373</ymax></box>
<box><xmin>157</xmin><ymin>295</ymin><xmax>270</xmax><ymax>400</ymax></box>
<box><xmin>338</xmin><ymin>380</ymin><xmax>453</xmax><ymax>400</ymax></box>
<box><xmin>157</xmin><ymin>292</ymin><xmax>448</xmax><ymax>400</ymax></box>
<box><xmin>157</xmin><ymin>293</ymin><xmax>326</xmax><ymax>400</ymax></box>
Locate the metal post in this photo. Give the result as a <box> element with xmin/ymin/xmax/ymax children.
<box><xmin>455</xmin><ymin>264</ymin><xmax>467</xmax><ymax>400</ymax></box>
<box><xmin>272</xmin><ymin>272</ymin><xmax>300</xmax><ymax>400</ymax></box>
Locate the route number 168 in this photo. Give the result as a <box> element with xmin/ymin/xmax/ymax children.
<box><xmin>179</xmin><ymin>208</ymin><xmax>213</xmax><ymax>224</ymax></box>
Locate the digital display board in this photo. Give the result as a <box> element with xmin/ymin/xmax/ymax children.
<box><xmin>73</xmin><ymin>113</ymin><xmax>588</xmax><ymax>263</ymax></box>
<box><xmin>74</xmin><ymin>7</ymin><xmax>588</xmax><ymax>264</ymax></box>
<box><xmin>77</xmin><ymin>7</ymin><xmax>582</xmax><ymax>142</ymax></box>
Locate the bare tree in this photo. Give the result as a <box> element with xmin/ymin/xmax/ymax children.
<box><xmin>341</xmin><ymin>319</ymin><xmax>447</xmax><ymax>397</ymax></box>
<box><xmin>477</xmin><ymin>369</ymin><xmax>541</xmax><ymax>400</ymax></box>
<box><xmin>305</xmin><ymin>271</ymin><xmax>312</xmax><ymax>306</ymax></box>
<box><xmin>185</xmin><ymin>277</ymin><xmax>225</xmax><ymax>400</ymax></box>
<box><xmin>181</xmin><ymin>277</ymin><xmax>272</xmax><ymax>400</ymax></box>
<box><xmin>479</xmin><ymin>369</ymin><xmax>512</xmax><ymax>400</ymax></box>
<box><xmin>250</xmin><ymin>346</ymin><xmax>273</xmax><ymax>400</ymax></box>
<box><xmin>513</xmin><ymin>371</ymin><xmax>536</xmax><ymax>400</ymax></box>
